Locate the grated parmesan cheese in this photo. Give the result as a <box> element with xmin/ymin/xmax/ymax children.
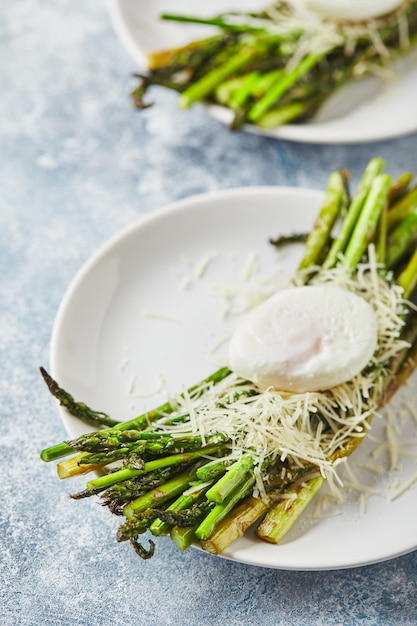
<box><xmin>358</xmin><ymin>461</ymin><xmax>385</xmax><ymax>475</ymax></box>
<box><xmin>241</xmin><ymin>252</ymin><xmax>259</xmax><ymax>282</ymax></box>
<box><xmin>194</xmin><ymin>251</ymin><xmax>218</xmax><ymax>279</ymax></box>
<box><xmin>262</xmin><ymin>0</ymin><xmax>414</xmax><ymax>73</ymax></box>
<box><xmin>141</xmin><ymin>310</ymin><xmax>183</xmax><ymax>325</ymax></box>
<box><xmin>118</xmin><ymin>357</ymin><xmax>129</xmax><ymax>371</ymax></box>
<box><xmin>389</xmin><ymin>469</ymin><xmax>417</xmax><ymax>500</ymax></box>
<box><xmin>358</xmin><ymin>493</ymin><xmax>368</xmax><ymax>515</ymax></box>
<box><xmin>406</xmin><ymin>399</ymin><xmax>417</xmax><ymax>425</ymax></box>
<box><xmin>128</xmin><ymin>374</ymin><xmax>165</xmax><ymax>399</ymax></box>
<box><xmin>209</xmin><ymin>331</ymin><xmax>234</xmax><ymax>355</ymax></box>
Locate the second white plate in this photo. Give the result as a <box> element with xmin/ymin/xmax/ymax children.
<box><xmin>108</xmin><ymin>0</ymin><xmax>417</xmax><ymax>143</ymax></box>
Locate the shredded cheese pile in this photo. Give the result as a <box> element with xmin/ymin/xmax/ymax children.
<box><xmin>156</xmin><ymin>251</ymin><xmax>409</xmax><ymax>498</ymax></box>
<box><xmin>222</xmin><ymin>1</ymin><xmax>414</xmax><ymax>76</ymax></box>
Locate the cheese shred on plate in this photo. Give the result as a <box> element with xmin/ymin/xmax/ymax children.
<box><xmin>162</xmin><ymin>256</ymin><xmax>408</xmax><ymax>494</ymax></box>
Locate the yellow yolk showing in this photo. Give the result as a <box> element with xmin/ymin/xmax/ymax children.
<box><xmin>304</xmin><ymin>0</ymin><xmax>404</xmax><ymax>21</ymax></box>
<box><xmin>228</xmin><ymin>285</ymin><xmax>378</xmax><ymax>393</ymax></box>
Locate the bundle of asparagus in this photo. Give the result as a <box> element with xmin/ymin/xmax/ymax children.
<box><xmin>132</xmin><ymin>1</ymin><xmax>417</xmax><ymax>130</ymax></box>
<box><xmin>40</xmin><ymin>158</ymin><xmax>417</xmax><ymax>560</ymax></box>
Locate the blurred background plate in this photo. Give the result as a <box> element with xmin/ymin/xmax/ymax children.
<box><xmin>108</xmin><ymin>0</ymin><xmax>417</xmax><ymax>144</ymax></box>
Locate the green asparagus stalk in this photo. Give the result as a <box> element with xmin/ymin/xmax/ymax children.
<box><xmin>70</xmin><ymin>432</ymin><xmax>228</xmax><ymax>468</ymax></box>
<box><xmin>196</xmin><ymin>456</ymin><xmax>234</xmax><ymax>481</ymax></box>
<box><xmin>342</xmin><ymin>174</ymin><xmax>392</xmax><ymax>269</ymax></box>
<box><xmin>256</xmin><ymin>475</ymin><xmax>325</xmax><ymax>543</ymax></box>
<box><xmin>195</xmin><ymin>473</ymin><xmax>256</xmax><ymax>540</ymax></box>
<box><xmin>387</xmin><ymin>186</ymin><xmax>417</xmax><ymax>230</ymax></box>
<box><xmin>118</xmin><ymin>501</ymin><xmax>213</xmax><ymax>546</ymax></box>
<box><xmin>98</xmin><ymin>466</ymin><xmax>186</xmax><ymax>515</ymax></box>
<box><xmin>323</xmin><ymin>158</ymin><xmax>385</xmax><ymax>269</ymax></box>
<box><xmin>298</xmin><ymin>169</ymin><xmax>350</xmax><ymax>271</ymax></box>
<box><xmin>179</xmin><ymin>37</ymin><xmax>278</xmax><ymax>109</ymax></box>
<box><xmin>39</xmin><ymin>367</ymin><xmax>120</xmax><ymax>429</ymax></box>
<box><xmin>197</xmin><ymin>463</ymin><xmax>316</xmax><ymax>554</ymax></box>
<box><xmin>160</xmin><ymin>13</ymin><xmax>270</xmax><ymax>34</ymax></box>
<box><xmin>124</xmin><ymin>464</ymin><xmax>202</xmax><ymax>518</ymax></box>
<box><xmin>170</xmin><ymin>520</ymin><xmax>204</xmax><ymax>552</ymax></box>
<box><xmin>216</xmin><ymin>68</ymin><xmax>285</xmax><ymax>106</ymax></box>
<box><xmin>40</xmin><ymin>366</ymin><xmax>231</xmax><ymax>464</ymax></box>
<box><xmin>256</xmin><ymin>102</ymin><xmax>306</xmax><ymax>129</ymax></box>
<box><xmin>205</xmin><ymin>454</ymin><xmax>254</xmax><ymax>504</ymax></box>
<box><xmin>199</xmin><ymin>494</ymin><xmax>271</xmax><ymax>554</ymax></box>
<box><xmin>150</xmin><ymin>481</ymin><xmax>214</xmax><ymax>536</ymax></box>
<box><xmin>388</xmin><ymin>172</ymin><xmax>414</xmax><ymax>204</ymax></box>
<box><xmin>227</xmin><ymin>71</ymin><xmax>262</xmax><ymax>109</ymax></box>
<box><xmin>247</xmin><ymin>47</ymin><xmax>334</xmax><ymax>123</ymax></box>
<box><xmin>85</xmin><ymin>443</ymin><xmax>228</xmax><ymax>492</ymax></box>
<box><xmin>129</xmin><ymin>537</ymin><xmax>155</xmax><ymax>560</ymax></box>
<box><xmin>386</xmin><ymin>212</ymin><xmax>417</xmax><ymax>269</ymax></box>
<box><xmin>116</xmin><ymin>509</ymin><xmax>159</xmax><ymax>540</ymax></box>
<box><xmin>152</xmin><ymin>501</ymin><xmax>214</xmax><ymax>528</ymax></box>
<box><xmin>398</xmin><ymin>248</ymin><xmax>417</xmax><ymax>298</ymax></box>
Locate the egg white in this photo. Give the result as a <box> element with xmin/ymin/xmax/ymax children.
<box><xmin>228</xmin><ymin>285</ymin><xmax>378</xmax><ymax>393</ymax></box>
<box><xmin>303</xmin><ymin>0</ymin><xmax>404</xmax><ymax>21</ymax></box>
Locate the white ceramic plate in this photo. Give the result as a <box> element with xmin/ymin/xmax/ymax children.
<box><xmin>107</xmin><ymin>0</ymin><xmax>417</xmax><ymax>144</ymax></box>
<box><xmin>50</xmin><ymin>187</ymin><xmax>417</xmax><ymax>570</ymax></box>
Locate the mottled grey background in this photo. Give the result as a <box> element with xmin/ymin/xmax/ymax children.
<box><xmin>1</xmin><ymin>1</ymin><xmax>417</xmax><ymax>625</ymax></box>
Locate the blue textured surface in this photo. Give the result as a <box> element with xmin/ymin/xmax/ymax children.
<box><xmin>2</xmin><ymin>2</ymin><xmax>417</xmax><ymax>625</ymax></box>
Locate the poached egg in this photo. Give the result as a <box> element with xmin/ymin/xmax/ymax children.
<box><xmin>301</xmin><ymin>0</ymin><xmax>404</xmax><ymax>22</ymax></box>
<box><xmin>228</xmin><ymin>285</ymin><xmax>378</xmax><ymax>393</ymax></box>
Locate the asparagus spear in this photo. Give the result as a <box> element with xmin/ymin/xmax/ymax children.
<box><xmin>256</xmin><ymin>476</ymin><xmax>324</xmax><ymax>544</ymax></box>
<box><xmin>247</xmin><ymin>47</ymin><xmax>335</xmax><ymax>123</ymax></box>
<box><xmin>170</xmin><ymin>520</ymin><xmax>205</xmax><ymax>552</ymax></box>
<box><xmin>149</xmin><ymin>481</ymin><xmax>214</xmax><ymax>537</ymax></box>
<box><xmin>195</xmin><ymin>473</ymin><xmax>256</xmax><ymax>541</ymax></box>
<box><xmin>323</xmin><ymin>158</ymin><xmax>385</xmax><ymax>269</ymax></box>
<box><xmin>387</xmin><ymin>186</ymin><xmax>417</xmax><ymax>230</ymax></box>
<box><xmin>388</xmin><ymin>172</ymin><xmax>414</xmax><ymax>204</ymax></box>
<box><xmin>85</xmin><ymin>443</ymin><xmax>228</xmax><ymax>492</ymax></box>
<box><xmin>298</xmin><ymin>169</ymin><xmax>350</xmax><ymax>271</ymax></box>
<box><xmin>269</xmin><ymin>232</ymin><xmax>308</xmax><ymax>249</ymax></box>
<box><xmin>39</xmin><ymin>367</ymin><xmax>120</xmax><ymax>429</ymax></box>
<box><xmin>199</xmin><ymin>494</ymin><xmax>272</xmax><ymax>555</ymax></box>
<box><xmin>160</xmin><ymin>13</ymin><xmax>271</xmax><ymax>34</ymax></box>
<box><xmin>398</xmin><ymin>248</ymin><xmax>417</xmax><ymax>298</ymax></box>
<box><xmin>386</xmin><ymin>212</ymin><xmax>417</xmax><ymax>269</ymax></box>
<box><xmin>123</xmin><ymin>464</ymin><xmax>202</xmax><ymax>518</ymax></box>
<box><xmin>179</xmin><ymin>35</ymin><xmax>281</xmax><ymax>109</ymax></box>
<box><xmin>342</xmin><ymin>174</ymin><xmax>392</xmax><ymax>269</ymax></box>
<box><xmin>205</xmin><ymin>454</ymin><xmax>254</xmax><ymax>504</ymax></box>
<box><xmin>98</xmin><ymin>466</ymin><xmax>188</xmax><ymax>515</ymax></box>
